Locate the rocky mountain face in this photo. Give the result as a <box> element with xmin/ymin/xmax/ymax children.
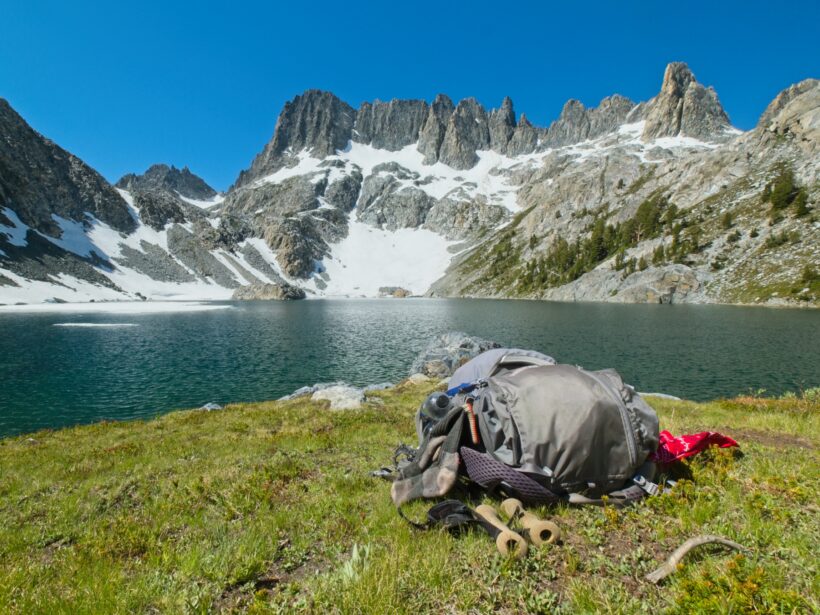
<box><xmin>0</xmin><ymin>110</ymin><xmax>298</xmax><ymax>302</ymax></box>
<box><xmin>0</xmin><ymin>99</ymin><xmax>134</xmax><ymax>236</ymax></box>
<box><xmin>116</xmin><ymin>164</ymin><xmax>218</xmax><ymax>201</ymax></box>
<box><xmin>0</xmin><ymin>99</ymin><xmax>137</xmax><ymax>294</ymax></box>
<box><xmin>431</xmin><ymin>78</ymin><xmax>819</xmax><ymax>306</ymax></box>
<box><xmin>542</xmin><ymin>95</ymin><xmax>636</xmax><ymax>147</ymax></box>
<box><xmin>1</xmin><ymin>63</ymin><xmax>817</xmax><ymax>306</ymax></box>
<box><xmin>354</xmin><ymin>99</ymin><xmax>429</xmax><ymax>150</ymax></box>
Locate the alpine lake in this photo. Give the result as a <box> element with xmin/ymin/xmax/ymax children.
<box><xmin>1</xmin><ymin>299</ymin><xmax>818</xmax><ymax>438</ymax></box>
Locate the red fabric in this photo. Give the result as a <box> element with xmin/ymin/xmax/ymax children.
<box><xmin>650</xmin><ymin>430</ymin><xmax>739</xmax><ymax>465</ymax></box>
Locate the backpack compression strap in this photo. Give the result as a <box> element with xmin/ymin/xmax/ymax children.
<box><xmin>446</xmin><ymin>382</ymin><xmax>479</xmax><ymax>397</ymax></box>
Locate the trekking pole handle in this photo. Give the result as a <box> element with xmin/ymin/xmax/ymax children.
<box><xmin>474</xmin><ymin>504</ymin><xmax>528</xmax><ymax>559</ymax></box>
<box><xmin>500</xmin><ymin>498</ymin><xmax>561</xmax><ymax>546</ymax></box>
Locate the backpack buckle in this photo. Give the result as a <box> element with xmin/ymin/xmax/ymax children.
<box><xmin>632</xmin><ymin>474</ymin><xmax>660</xmax><ymax>496</ymax></box>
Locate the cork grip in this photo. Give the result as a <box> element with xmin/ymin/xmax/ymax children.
<box><xmin>500</xmin><ymin>498</ymin><xmax>561</xmax><ymax>546</ymax></box>
<box><xmin>474</xmin><ymin>504</ymin><xmax>528</xmax><ymax>559</ymax></box>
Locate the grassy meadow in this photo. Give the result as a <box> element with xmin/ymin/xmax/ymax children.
<box><xmin>0</xmin><ymin>380</ymin><xmax>817</xmax><ymax>613</ymax></box>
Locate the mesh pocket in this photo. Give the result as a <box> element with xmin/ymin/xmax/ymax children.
<box><xmin>460</xmin><ymin>447</ymin><xmax>559</xmax><ymax>505</ymax></box>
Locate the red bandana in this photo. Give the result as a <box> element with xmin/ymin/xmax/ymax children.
<box><xmin>651</xmin><ymin>430</ymin><xmax>739</xmax><ymax>465</ymax></box>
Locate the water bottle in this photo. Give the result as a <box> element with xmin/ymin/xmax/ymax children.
<box><xmin>420</xmin><ymin>393</ymin><xmax>452</xmax><ymax>434</ymax></box>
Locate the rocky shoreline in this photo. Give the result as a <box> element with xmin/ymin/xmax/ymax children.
<box><xmin>273</xmin><ymin>331</ymin><xmax>689</xmax><ymax>411</ymax></box>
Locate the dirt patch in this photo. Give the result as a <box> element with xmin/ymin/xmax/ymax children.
<box><xmin>39</xmin><ymin>534</ymin><xmax>76</xmax><ymax>565</ymax></box>
<box><xmin>720</xmin><ymin>427</ymin><xmax>815</xmax><ymax>450</ymax></box>
<box><xmin>212</xmin><ymin>538</ymin><xmax>331</xmax><ymax>613</ymax></box>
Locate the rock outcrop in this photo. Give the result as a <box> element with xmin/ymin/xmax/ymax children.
<box><xmin>540</xmin><ymin>265</ymin><xmax>702</xmax><ymax>304</ymax></box>
<box><xmin>417</xmin><ymin>94</ymin><xmax>456</xmax><ymax>164</ymax></box>
<box><xmin>311</xmin><ymin>385</ymin><xmax>365</xmax><ymax>410</ymax></box>
<box><xmin>755</xmin><ymin>78</ymin><xmax>820</xmax><ymax>157</ymax></box>
<box><xmin>130</xmin><ymin>190</ymin><xmax>190</xmax><ymax>231</ymax></box>
<box><xmin>231</xmin><ymin>281</ymin><xmax>305</xmax><ymax>300</ymax></box>
<box><xmin>353</xmin><ymin>99</ymin><xmax>428</xmax><ymax>150</ymax></box>
<box><xmin>507</xmin><ymin>114</ymin><xmax>538</xmax><ymax>155</ymax></box>
<box><xmin>438</xmin><ymin>98</ymin><xmax>491</xmax><ymax>169</ymax></box>
<box><xmin>423</xmin><ymin>196</ymin><xmax>508</xmax><ymax>239</ymax></box>
<box><xmin>279</xmin><ymin>381</ymin><xmax>393</xmax><ymax>409</ymax></box>
<box><xmin>542</xmin><ymin>95</ymin><xmax>636</xmax><ymax>148</ymax></box>
<box><xmin>378</xmin><ymin>286</ymin><xmax>411</xmax><ymax>297</ymax></box>
<box><xmin>225</xmin><ymin>174</ymin><xmax>326</xmax><ymax>217</ymax></box>
<box><xmin>489</xmin><ymin>97</ymin><xmax>516</xmax><ymax>153</ymax></box>
<box><xmin>758</xmin><ymin>79</ymin><xmax>819</xmax><ymax>128</ymax></box>
<box><xmin>166</xmin><ymin>225</ymin><xmax>241</xmax><ymax>288</ymax></box>
<box><xmin>641</xmin><ymin>62</ymin><xmax>731</xmax><ymax>141</ymax></box>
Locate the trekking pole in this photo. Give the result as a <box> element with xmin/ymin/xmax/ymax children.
<box><xmin>474</xmin><ymin>504</ymin><xmax>528</xmax><ymax>559</ymax></box>
<box><xmin>500</xmin><ymin>498</ymin><xmax>561</xmax><ymax>546</ymax></box>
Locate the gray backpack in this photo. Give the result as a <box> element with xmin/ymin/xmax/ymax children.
<box><xmin>390</xmin><ymin>349</ymin><xmax>660</xmax><ymax>508</ymax></box>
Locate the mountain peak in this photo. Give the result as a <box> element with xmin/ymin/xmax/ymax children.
<box><xmin>232</xmin><ymin>61</ymin><xmax>739</xmax><ymax>189</ymax></box>
<box><xmin>660</xmin><ymin>62</ymin><xmax>696</xmax><ymax>96</ymax></box>
<box><xmin>438</xmin><ymin>98</ymin><xmax>491</xmax><ymax>169</ymax></box>
<box><xmin>757</xmin><ymin>78</ymin><xmax>820</xmax><ymax>128</ymax></box>
<box><xmin>271</xmin><ymin>90</ymin><xmax>355</xmax><ymax>158</ymax></box>
<box><xmin>489</xmin><ymin>97</ymin><xmax>517</xmax><ymax>152</ymax></box>
<box><xmin>116</xmin><ymin>164</ymin><xmax>217</xmax><ymax>201</ymax></box>
<box><xmin>417</xmin><ymin>94</ymin><xmax>456</xmax><ymax>164</ymax></box>
<box><xmin>561</xmin><ymin>99</ymin><xmax>586</xmax><ymax>115</ymax></box>
<box><xmin>642</xmin><ymin>62</ymin><xmax>731</xmax><ymax>141</ymax></box>
<box><xmin>233</xmin><ymin>90</ymin><xmax>356</xmax><ymax>188</ymax></box>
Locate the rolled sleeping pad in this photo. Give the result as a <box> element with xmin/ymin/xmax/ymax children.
<box><xmin>474</xmin><ymin>504</ymin><xmax>528</xmax><ymax>559</ymax></box>
<box><xmin>500</xmin><ymin>498</ymin><xmax>561</xmax><ymax>546</ymax></box>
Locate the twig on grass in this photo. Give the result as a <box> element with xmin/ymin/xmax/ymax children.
<box><xmin>645</xmin><ymin>535</ymin><xmax>748</xmax><ymax>584</ymax></box>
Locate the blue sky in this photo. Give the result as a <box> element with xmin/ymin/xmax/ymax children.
<box><xmin>2</xmin><ymin>1</ymin><xmax>818</xmax><ymax>191</ymax></box>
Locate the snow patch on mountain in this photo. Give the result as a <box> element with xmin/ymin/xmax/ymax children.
<box><xmin>552</xmin><ymin>121</ymin><xmax>729</xmax><ymax>165</ymax></box>
<box><xmin>0</xmin><ymin>269</ymin><xmax>130</xmax><ymax>304</ymax></box>
<box><xmin>255</xmin><ymin>142</ymin><xmax>537</xmax><ymax>213</ymax></box>
<box><xmin>304</xmin><ymin>211</ymin><xmax>459</xmax><ymax>297</ymax></box>
<box><xmin>178</xmin><ymin>194</ymin><xmax>225</xmax><ymax>209</ymax></box>
<box><xmin>46</xmin><ymin>215</ymin><xmax>103</xmax><ymax>258</ymax></box>
<box><xmin>0</xmin><ymin>207</ymin><xmax>31</xmax><ymax>247</ymax></box>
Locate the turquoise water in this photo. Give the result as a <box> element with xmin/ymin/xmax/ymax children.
<box><xmin>0</xmin><ymin>299</ymin><xmax>818</xmax><ymax>437</ymax></box>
